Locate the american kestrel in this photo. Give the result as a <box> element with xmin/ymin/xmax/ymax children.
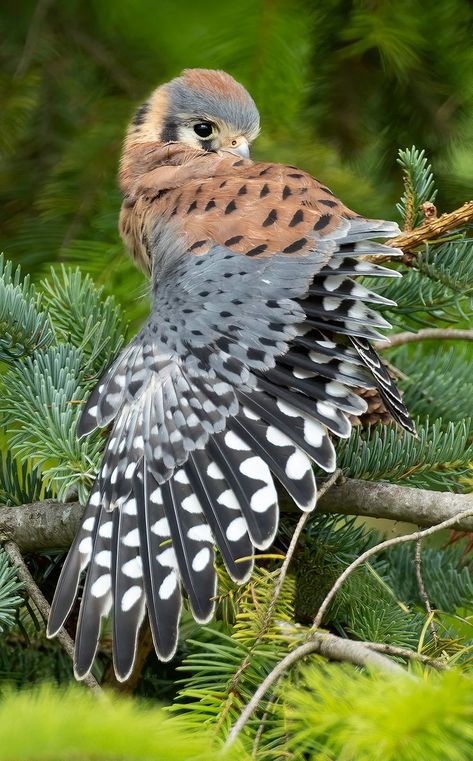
<box><xmin>48</xmin><ymin>69</ymin><xmax>414</xmax><ymax>681</ymax></box>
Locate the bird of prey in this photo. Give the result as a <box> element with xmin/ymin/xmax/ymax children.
<box><xmin>48</xmin><ymin>68</ymin><xmax>414</xmax><ymax>681</ymax></box>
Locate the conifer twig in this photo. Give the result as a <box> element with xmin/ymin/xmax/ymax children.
<box><xmin>2</xmin><ymin>540</ymin><xmax>100</xmax><ymax>691</ymax></box>
<box><xmin>312</xmin><ymin>506</ymin><xmax>473</xmax><ymax>630</ymax></box>
<box><xmin>3</xmin><ymin>482</ymin><xmax>473</xmax><ymax>550</ymax></box>
<box><xmin>224</xmin><ymin>632</ymin><xmax>405</xmax><ymax>749</ymax></box>
<box><xmin>415</xmin><ymin>538</ymin><xmax>438</xmax><ymax>645</ymax></box>
<box><xmin>360</xmin><ymin>641</ymin><xmax>447</xmax><ymax>670</ymax></box>
<box><xmin>390</xmin><ymin>200</ymin><xmax>473</xmax><ymax>256</ymax></box>
<box><xmin>376</xmin><ymin>328</ymin><xmax>473</xmax><ymax>350</ymax></box>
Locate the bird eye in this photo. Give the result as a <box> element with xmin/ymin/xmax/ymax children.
<box><xmin>193</xmin><ymin>122</ymin><xmax>214</xmax><ymax>138</ymax></box>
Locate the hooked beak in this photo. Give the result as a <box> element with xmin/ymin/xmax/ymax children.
<box><xmin>223</xmin><ymin>139</ymin><xmax>250</xmax><ymax>160</ymax></box>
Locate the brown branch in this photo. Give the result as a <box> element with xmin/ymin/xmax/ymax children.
<box><xmin>224</xmin><ymin>632</ymin><xmax>406</xmax><ymax>749</ymax></box>
<box><xmin>360</xmin><ymin>641</ymin><xmax>447</xmax><ymax>670</ymax></box>
<box><xmin>390</xmin><ymin>200</ymin><xmax>473</xmax><ymax>256</ymax></box>
<box><xmin>3</xmin><ymin>540</ymin><xmax>100</xmax><ymax>691</ymax></box>
<box><xmin>415</xmin><ymin>538</ymin><xmax>438</xmax><ymax>644</ymax></box>
<box><xmin>376</xmin><ymin>328</ymin><xmax>473</xmax><ymax>351</ymax></box>
<box><xmin>312</xmin><ymin>505</ymin><xmax>473</xmax><ymax>630</ymax></box>
<box><xmin>3</xmin><ymin>481</ymin><xmax>473</xmax><ymax>552</ymax></box>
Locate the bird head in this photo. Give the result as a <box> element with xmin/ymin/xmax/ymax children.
<box><xmin>125</xmin><ymin>68</ymin><xmax>260</xmax><ymax>159</ymax></box>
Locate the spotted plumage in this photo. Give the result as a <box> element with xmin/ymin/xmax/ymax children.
<box><xmin>48</xmin><ymin>68</ymin><xmax>414</xmax><ymax>681</ymax></box>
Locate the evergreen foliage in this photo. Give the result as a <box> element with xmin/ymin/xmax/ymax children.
<box><xmin>0</xmin><ymin>550</ymin><xmax>23</xmax><ymax>633</ymax></box>
<box><xmin>285</xmin><ymin>665</ymin><xmax>473</xmax><ymax>761</ymax></box>
<box><xmin>1</xmin><ymin>3</ymin><xmax>473</xmax><ymax>756</ymax></box>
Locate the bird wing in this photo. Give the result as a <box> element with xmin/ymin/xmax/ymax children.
<box><xmin>49</xmin><ymin>152</ymin><xmax>414</xmax><ymax>680</ymax></box>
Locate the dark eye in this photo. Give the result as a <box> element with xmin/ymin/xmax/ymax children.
<box><xmin>193</xmin><ymin>122</ymin><xmax>213</xmax><ymax>138</ymax></box>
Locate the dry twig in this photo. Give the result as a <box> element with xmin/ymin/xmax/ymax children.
<box><xmin>224</xmin><ymin>632</ymin><xmax>406</xmax><ymax>749</ymax></box>
<box><xmin>312</xmin><ymin>506</ymin><xmax>473</xmax><ymax>630</ymax></box>
<box><xmin>376</xmin><ymin>328</ymin><xmax>473</xmax><ymax>351</ymax></box>
<box><xmin>3</xmin><ymin>540</ymin><xmax>100</xmax><ymax>690</ymax></box>
<box><xmin>415</xmin><ymin>538</ymin><xmax>438</xmax><ymax>644</ymax></box>
<box><xmin>5</xmin><ymin>482</ymin><xmax>473</xmax><ymax>552</ymax></box>
<box><xmin>390</xmin><ymin>200</ymin><xmax>473</xmax><ymax>256</ymax></box>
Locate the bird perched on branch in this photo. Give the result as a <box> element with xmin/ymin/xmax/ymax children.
<box><xmin>48</xmin><ymin>68</ymin><xmax>414</xmax><ymax>681</ymax></box>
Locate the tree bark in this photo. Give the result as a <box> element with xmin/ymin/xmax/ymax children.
<box><xmin>2</xmin><ymin>480</ymin><xmax>472</xmax><ymax>552</ymax></box>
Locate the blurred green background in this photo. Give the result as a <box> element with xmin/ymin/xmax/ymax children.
<box><xmin>1</xmin><ymin>0</ymin><xmax>472</xmax><ymax>324</ymax></box>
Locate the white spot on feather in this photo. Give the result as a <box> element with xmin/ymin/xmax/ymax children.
<box><xmin>226</xmin><ymin>517</ymin><xmax>247</xmax><ymax>541</ymax></box>
<box><xmin>192</xmin><ymin>548</ymin><xmax>211</xmax><ymax>572</ymax></box>
<box><xmin>207</xmin><ymin>461</ymin><xmax>224</xmax><ymax>479</ymax></box>
<box><xmin>91</xmin><ymin>574</ymin><xmax>111</xmax><ymax>598</ymax></box>
<box><xmin>122</xmin><ymin>556</ymin><xmax>143</xmax><ymax>578</ymax></box>
<box><xmin>159</xmin><ymin>571</ymin><xmax>177</xmax><ymax>600</ymax></box>
<box><xmin>250</xmin><ymin>483</ymin><xmax>277</xmax><ymax>513</ymax></box>
<box><xmin>286</xmin><ymin>451</ymin><xmax>311</xmax><ymax>479</ymax></box>
<box><xmin>79</xmin><ymin>537</ymin><xmax>93</xmax><ymax>554</ymax></box>
<box><xmin>304</xmin><ymin>419</ymin><xmax>324</xmax><ymax>448</ymax></box>
<box><xmin>121</xmin><ymin>585</ymin><xmax>142</xmax><ymax>611</ymax></box>
<box><xmin>95</xmin><ymin>550</ymin><xmax>111</xmax><ymax>568</ymax></box>
<box><xmin>224</xmin><ymin>431</ymin><xmax>250</xmax><ymax>451</ymax></box>
<box><xmin>217</xmin><ymin>489</ymin><xmax>240</xmax><ymax>510</ymax></box>
<box><xmin>122</xmin><ymin>528</ymin><xmax>140</xmax><ymax>547</ymax></box>
<box><xmin>151</xmin><ymin>517</ymin><xmax>170</xmax><ymax>536</ymax></box>
<box><xmin>99</xmin><ymin>521</ymin><xmax>113</xmax><ymax>539</ymax></box>
<box><xmin>187</xmin><ymin>524</ymin><xmax>213</xmax><ymax>542</ymax></box>
<box><xmin>181</xmin><ymin>494</ymin><xmax>202</xmax><ymax>514</ymax></box>
<box><xmin>266</xmin><ymin>426</ymin><xmax>291</xmax><ymax>446</ymax></box>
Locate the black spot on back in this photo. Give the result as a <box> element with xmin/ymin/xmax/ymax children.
<box><xmin>247</xmin><ymin>244</ymin><xmax>268</xmax><ymax>257</ymax></box>
<box><xmin>187</xmin><ymin>200</ymin><xmax>198</xmax><ymax>213</ymax></box>
<box><xmin>283</xmin><ymin>238</ymin><xmax>307</xmax><ymax>253</ymax></box>
<box><xmin>314</xmin><ymin>214</ymin><xmax>331</xmax><ymax>231</ymax></box>
<box><xmin>289</xmin><ymin>209</ymin><xmax>304</xmax><ymax>227</ymax></box>
<box><xmin>205</xmin><ymin>199</ymin><xmax>216</xmax><ymax>211</ymax></box>
<box><xmin>189</xmin><ymin>240</ymin><xmax>207</xmax><ymax>251</ymax></box>
<box><xmin>288</xmin><ymin>172</ymin><xmax>304</xmax><ymax>179</ymax></box>
<box><xmin>319</xmin><ymin>199</ymin><xmax>338</xmax><ymax>208</ymax></box>
<box><xmin>225</xmin><ymin>235</ymin><xmax>243</xmax><ymax>246</ymax></box>
<box><xmin>237</xmin><ymin>184</ymin><xmax>248</xmax><ymax>195</ymax></box>
<box><xmin>262</xmin><ymin>209</ymin><xmax>277</xmax><ymax>226</ymax></box>
<box><xmin>260</xmin><ymin>183</ymin><xmax>270</xmax><ymax>198</ymax></box>
<box><xmin>282</xmin><ymin>186</ymin><xmax>292</xmax><ymax>200</ymax></box>
<box><xmin>225</xmin><ymin>200</ymin><xmax>237</xmax><ymax>214</ymax></box>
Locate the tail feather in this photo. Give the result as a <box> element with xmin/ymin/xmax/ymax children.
<box><xmin>112</xmin><ymin>494</ymin><xmax>146</xmax><ymax>681</ymax></box>
<box><xmin>161</xmin><ymin>473</ymin><xmax>216</xmax><ymax>623</ymax></box>
<box><xmin>186</xmin><ymin>449</ymin><xmax>255</xmax><ymax>581</ymax></box>
<box><xmin>135</xmin><ymin>462</ymin><xmax>181</xmax><ymax>661</ymax></box>
<box><xmin>230</xmin><ymin>411</ymin><xmax>317</xmax><ymax>512</ymax></box>
<box><xmin>47</xmin><ymin>485</ymin><xmax>100</xmax><ymax>638</ymax></box>
<box><xmin>74</xmin><ymin>508</ymin><xmax>114</xmax><ymax>679</ymax></box>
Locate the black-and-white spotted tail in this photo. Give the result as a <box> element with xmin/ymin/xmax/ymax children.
<box><xmin>47</xmin><ymin>217</ymin><xmax>414</xmax><ymax>681</ymax></box>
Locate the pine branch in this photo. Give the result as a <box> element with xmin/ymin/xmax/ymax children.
<box><xmin>224</xmin><ymin>632</ymin><xmax>406</xmax><ymax>749</ymax></box>
<box><xmin>2</xmin><ymin>480</ymin><xmax>472</xmax><ymax>551</ymax></box>
<box><xmin>2</xmin><ymin>539</ymin><xmax>100</xmax><ymax>690</ymax></box>
<box><xmin>312</xmin><ymin>504</ymin><xmax>473</xmax><ymax>630</ymax></box>
<box><xmin>376</xmin><ymin>328</ymin><xmax>473</xmax><ymax>350</ymax></box>
<box><xmin>390</xmin><ymin>200</ymin><xmax>473</xmax><ymax>257</ymax></box>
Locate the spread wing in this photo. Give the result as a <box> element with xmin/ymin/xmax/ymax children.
<box><xmin>49</xmin><ymin>155</ymin><xmax>414</xmax><ymax>681</ymax></box>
